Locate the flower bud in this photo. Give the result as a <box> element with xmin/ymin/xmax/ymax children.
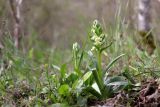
<box><xmin>93</xmin><ymin>20</ymin><xmax>98</xmax><ymax>28</ymax></box>
<box><xmin>72</xmin><ymin>42</ymin><xmax>80</xmax><ymax>52</ymax></box>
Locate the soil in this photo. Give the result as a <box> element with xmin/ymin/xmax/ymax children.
<box><xmin>88</xmin><ymin>79</ymin><xmax>160</xmax><ymax>107</ymax></box>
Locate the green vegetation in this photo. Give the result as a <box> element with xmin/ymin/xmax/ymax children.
<box><xmin>0</xmin><ymin>19</ymin><xmax>160</xmax><ymax>107</ymax></box>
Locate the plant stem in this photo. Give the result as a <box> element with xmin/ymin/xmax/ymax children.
<box><xmin>74</xmin><ymin>52</ymin><xmax>82</xmax><ymax>76</ymax></box>
<box><xmin>96</xmin><ymin>51</ymin><xmax>105</xmax><ymax>97</ymax></box>
<box><xmin>97</xmin><ymin>51</ymin><xmax>102</xmax><ymax>79</ymax></box>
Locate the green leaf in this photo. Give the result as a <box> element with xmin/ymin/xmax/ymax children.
<box><xmin>49</xmin><ymin>103</ymin><xmax>69</xmax><ymax>107</ymax></box>
<box><xmin>91</xmin><ymin>68</ymin><xmax>103</xmax><ymax>93</ymax></box>
<box><xmin>41</xmin><ymin>87</ymin><xmax>49</xmax><ymax>94</ymax></box>
<box><xmin>102</xmin><ymin>86</ymin><xmax>113</xmax><ymax>98</ymax></box>
<box><xmin>60</xmin><ymin>64</ymin><xmax>67</xmax><ymax>79</ymax></box>
<box><xmin>28</xmin><ymin>48</ymin><xmax>34</xmax><ymax>59</ymax></box>
<box><xmin>85</xmin><ymin>86</ymin><xmax>101</xmax><ymax>99</ymax></box>
<box><xmin>52</xmin><ymin>64</ymin><xmax>60</xmax><ymax>71</ymax></box>
<box><xmin>104</xmin><ymin>76</ymin><xmax>128</xmax><ymax>92</ymax></box>
<box><xmin>72</xmin><ymin>71</ymin><xmax>92</xmax><ymax>89</ymax></box>
<box><xmin>58</xmin><ymin>84</ymin><xmax>70</xmax><ymax>96</ymax></box>
<box><xmin>65</xmin><ymin>73</ymin><xmax>78</xmax><ymax>84</ymax></box>
<box><xmin>100</xmin><ymin>42</ymin><xmax>113</xmax><ymax>53</ymax></box>
<box><xmin>105</xmin><ymin>76</ymin><xmax>126</xmax><ymax>84</ymax></box>
<box><xmin>52</xmin><ymin>64</ymin><xmax>67</xmax><ymax>79</ymax></box>
<box><xmin>92</xmin><ymin>82</ymin><xmax>101</xmax><ymax>94</ymax></box>
<box><xmin>122</xmin><ymin>68</ymin><xmax>135</xmax><ymax>84</ymax></box>
<box><xmin>78</xmin><ymin>50</ymin><xmax>84</xmax><ymax>69</ymax></box>
<box><xmin>82</xmin><ymin>71</ymin><xmax>92</xmax><ymax>82</ymax></box>
<box><xmin>104</xmin><ymin>54</ymin><xmax>125</xmax><ymax>76</ymax></box>
<box><xmin>72</xmin><ymin>79</ymin><xmax>83</xmax><ymax>90</ymax></box>
<box><xmin>152</xmin><ymin>70</ymin><xmax>160</xmax><ymax>77</ymax></box>
<box><xmin>107</xmin><ymin>81</ymin><xmax>128</xmax><ymax>86</ymax></box>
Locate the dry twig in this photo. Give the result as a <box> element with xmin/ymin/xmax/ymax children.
<box><xmin>9</xmin><ymin>0</ymin><xmax>23</xmax><ymax>48</ymax></box>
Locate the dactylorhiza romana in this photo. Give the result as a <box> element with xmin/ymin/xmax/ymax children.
<box><xmin>90</xmin><ymin>20</ymin><xmax>106</xmax><ymax>52</ymax></box>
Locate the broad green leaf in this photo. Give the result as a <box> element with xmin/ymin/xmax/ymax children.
<box><xmin>112</xmin><ymin>84</ymin><xmax>127</xmax><ymax>92</ymax></box>
<box><xmin>105</xmin><ymin>76</ymin><xmax>126</xmax><ymax>84</ymax></box>
<box><xmin>92</xmin><ymin>82</ymin><xmax>101</xmax><ymax>94</ymax></box>
<box><xmin>82</xmin><ymin>71</ymin><xmax>92</xmax><ymax>82</ymax></box>
<box><xmin>72</xmin><ymin>71</ymin><xmax>92</xmax><ymax>89</ymax></box>
<box><xmin>73</xmin><ymin>79</ymin><xmax>83</xmax><ymax>90</ymax></box>
<box><xmin>104</xmin><ymin>76</ymin><xmax>128</xmax><ymax>93</ymax></box>
<box><xmin>92</xmin><ymin>68</ymin><xmax>103</xmax><ymax>92</ymax></box>
<box><xmin>58</xmin><ymin>84</ymin><xmax>70</xmax><ymax>96</ymax></box>
<box><xmin>107</xmin><ymin>81</ymin><xmax>128</xmax><ymax>86</ymax></box>
<box><xmin>85</xmin><ymin>86</ymin><xmax>101</xmax><ymax>99</ymax></box>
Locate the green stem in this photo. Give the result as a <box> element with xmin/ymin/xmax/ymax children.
<box><xmin>74</xmin><ymin>53</ymin><xmax>82</xmax><ymax>76</ymax></box>
<box><xmin>97</xmin><ymin>51</ymin><xmax>102</xmax><ymax>79</ymax></box>
<box><xmin>97</xmin><ymin>51</ymin><xmax>105</xmax><ymax>96</ymax></box>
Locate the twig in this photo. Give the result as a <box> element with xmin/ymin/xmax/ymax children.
<box><xmin>9</xmin><ymin>0</ymin><xmax>23</xmax><ymax>48</ymax></box>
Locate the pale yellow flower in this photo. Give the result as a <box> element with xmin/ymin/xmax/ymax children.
<box><xmin>73</xmin><ymin>42</ymin><xmax>80</xmax><ymax>52</ymax></box>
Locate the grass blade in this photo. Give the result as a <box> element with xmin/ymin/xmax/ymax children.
<box><xmin>104</xmin><ymin>54</ymin><xmax>125</xmax><ymax>76</ymax></box>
